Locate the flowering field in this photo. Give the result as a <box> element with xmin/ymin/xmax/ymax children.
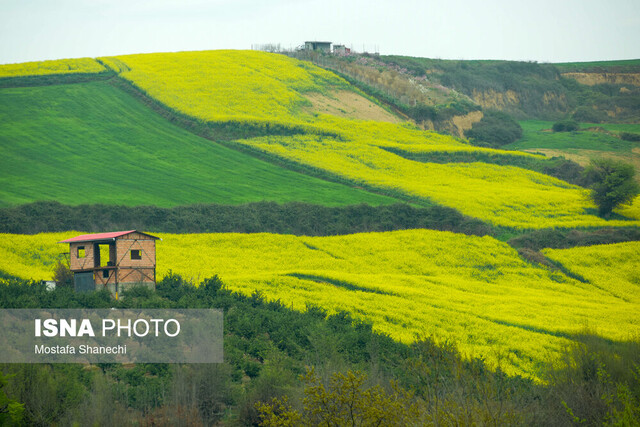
<box><xmin>242</xmin><ymin>133</ymin><xmax>640</xmax><ymax>228</ymax></box>
<box><xmin>103</xmin><ymin>50</ymin><xmax>640</xmax><ymax>229</ymax></box>
<box><xmin>102</xmin><ymin>50</ymin><xmax>348</xmax><ymax>126</ymax></box>
<box><xmin>0</xmin><ymin>58</ymin><xmax>106</xmax><ymax>78</ymax></box>
<box><xmin>2</xmin><ymin>231</ymin><xmax>638</xmax><ymax>381</ymax></box>
<box><xmin>544</xmin><ymin>241</ymin><xmax>640</xmax><ymax>304</ymax></box>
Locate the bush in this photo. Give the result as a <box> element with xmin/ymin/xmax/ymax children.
<box><xmin>619</xmin><ymin>132</ymin><xmax>640</xmax><ymax>142</ymax></box>
<box><xmin>552</xmin><ymin>120</ymin><xmax>579</xmax><ymax>132</ymax></box>
<box><xmin>542</xmin><ymin>336</ymin><xmax>640</xmax><ymax>426</ymax></box>
<box><xmin>571</xmin><ymin>106</ymin><xmax>603</xmax><ymax>123</ymax></box>
<box><xmin>584</xmin><ymin>158</ymin><xmax>640</xmax><ymax>217</ymax></box>
<box><xmin>52</xmin><ymin>260</ymin><xmax>73</xmax><ymax>288</ymax></box>
<box><xmin>543</xmin><ymin>158</ymin><xmax>587</xmax><ymax>186</ymax></box>
<box><xmin>464</xmin><ymin>110</ymin><xmax>523</xmax><ymax>147</ymax></box>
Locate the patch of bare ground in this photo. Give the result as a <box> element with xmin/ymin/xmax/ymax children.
<box><xmin>304</xmin><ymin>90</ymin><xmax>404</xmax><ymax>123</ymax></box>
<box><xmin>561</xmin><ymin>72</ymin><xmax>640</xmax><ymax>86</ymax></box>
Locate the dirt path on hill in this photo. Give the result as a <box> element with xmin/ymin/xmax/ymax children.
<box><xmin>304</xmin><ymin>90</ymin><xmax>404</xmax><ymax>123</ymax></box>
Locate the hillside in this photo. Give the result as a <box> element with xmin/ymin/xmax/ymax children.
<box><xmin>0</xmin><ymin>78</ymin><xmax>396</xmax><ymax>207</ymax></box>
<box><xmin>2</xmin><ymin>50</ymin><xmax>640</xmax><ymax>425</ymax></box>
<box><xmin>505</xmin><ymin>121</ymin><xmax>640</xmax><ymax>186</ymax></box>
<box><xmin>100</xmin><ymin>50</ymin><xmax>640</xmax><ymax>228</ymax></box>
<box><xmin>100</xmin><ymin>50</ymin><xmax>401</xmax><ymax>129</ymax></box>
<box><xmin>368</xmin><ymin>55</ymin><xmax>640</xmax><ymax>123</ymax></box>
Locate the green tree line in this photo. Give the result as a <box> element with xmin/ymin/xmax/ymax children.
<box><xmin>0</xmin><ymin>201</ymin><xmax>491</xmax><ymax>236</ymax></box>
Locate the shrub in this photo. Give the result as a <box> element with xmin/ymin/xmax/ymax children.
<box><xmin>619</xmin><ymin>132</ymin><xmax>640</xmax><ymax>142</ymax></box>
<box><xmin>571</xmin><ymin>106</ymin><xmax>603</xmax><ymax>123</ymax></box>
<box><xmin>552</xmin><ymin>120</ymin><xmax>579</xmax><ymax>132</ymax></box>
<box><xmin>464</xmin><ymin>110</ymin><xmax>523</xmax><ymax>147</ymax></box>
<box><xmin>584</xmin><ymin>158</ymin><xmax>640</xmax><ymax>217</ymax></box>
<box><xmin>52</xmin><ymin>260</ymin><xmax>73</xmax><ymax>288</ymax></box>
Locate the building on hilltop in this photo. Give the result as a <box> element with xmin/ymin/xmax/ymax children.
<box><xmin>304</xmin><ymin>41</ymin><xmax>332</xmax><ymax>52</ymax></box>
<box><xmin>58</xmin><ymin>230</ymin><xmax>160</xmax><ymax>298</ymax></box>
<box><xmin>333</xmin><ymin>44</ymin><xmax>351</xmax><ymax>55</ymax></box>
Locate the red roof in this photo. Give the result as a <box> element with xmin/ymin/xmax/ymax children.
<box><xmin>58</xmin><ymin>230</ymin><xmax>159</xmax><ymax>244</ymax></box>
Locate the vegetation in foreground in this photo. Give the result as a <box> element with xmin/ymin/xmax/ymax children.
<box><xmin>1</xmin><ymin>274</ymin><xmax>638</xmax><ymax>426</ymax></box>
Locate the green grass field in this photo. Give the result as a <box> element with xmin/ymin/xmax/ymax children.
<box><xmin>503</xmin><ymin>121</ymin><xmax>640</xmax><ymax>186</ymax></box>
<box><xmin>505</xmin><ymin>121</ymin><xmax>640</xmax><ymax>152</ymax></box>
<box><xmin>0</xmin><ymin>80</ymin><xmax>397</xmax><ymax>207</ymax></box>
<box><xmin>553</xmin><ymin>59</ymin><xmax>640</xmax><ymax>72</ymax></box>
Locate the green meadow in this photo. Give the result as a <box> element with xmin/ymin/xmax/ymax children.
<box><xmin>0</xmin><ymin>80</ymin><xmax>396</xmax><ymax>207</ymax></box>
<box><xmin>505</xmin><ymin>120</ymin><xmax>640</xmax><ymax>152</ymax></box>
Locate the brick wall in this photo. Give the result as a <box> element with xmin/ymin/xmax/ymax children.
<box><xmin>69</xmin><ymin>242</ymin><xmax>95</xmax><ymax>271</ymax></box>
<box><xmin>116</xmin><ymin>235</ymin><xmax>156</xmax><ymax>269</ymax></box>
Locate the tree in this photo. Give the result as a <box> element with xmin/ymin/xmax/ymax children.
<box><xmin>465</xmin><ymin>111</ymin><xmax>523</xmax><ymax>147</ymax></box>
<box><xmin>256</xmin><ymin>368</ymin><xmax>420</xmax><ymax>426</ymax></box>
<box><xmin>53</xmin><ymin>259</ymin><xmax>73</xmax><ymax>288</ymax></box>
<box><xmin>552</xmin><ymin>120</ymin><xmax>579</xmax><ymax>132</ymax></box>
<box><xmin>0</xmin><ymin>372</ymin><xmax>24</xmax><ymax>425</ymax></box>
<box><xmin>584</xmin><ymin>158</ymin><xmax>640</xmax><ymax>217</ymax></box>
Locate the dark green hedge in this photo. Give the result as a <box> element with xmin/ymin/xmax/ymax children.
<box><xmin>0</xmin><ymin>201</ymin><xmax>492</xmax><ymax>236</ymax></box>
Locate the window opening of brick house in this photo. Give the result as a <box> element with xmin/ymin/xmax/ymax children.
<box><xmin>95</xmin><ymin>243</ymin><xmax>115</xmax><ymax>267</ymax></box>
<box><xmin>77</xmin><ymin>246</ymin><xmax>85</xmax><ymax>258</ymax></box>
<box><xmin>103</xmin><ymin>269</ymin><xmax>109</xmax><ymax>279</ymax></box>
<box><xmin>131</xmin><ymin>249</ymin><xmax>142</xmax><ymax>260</ymax></box>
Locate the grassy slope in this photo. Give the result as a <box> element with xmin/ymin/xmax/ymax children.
<box><xmin>506</xmin><ymin>121</ymin><xmax>640</xmax><ymax>152</ymax></box>
<box><xmin>553</xmin><ymin>59</ymin><xmax>640</xmax><ymax>72</ymax></box>
<box><xmin>0</xmin><ymin>80</ymin><xmax>396</xmax><ymax>207</ymax></box>
<box><xmin>505</xmin><ymin>121</ymin><xmax>640</xmax><ymax>190</ymax></box>
<box><xmin>2</xmin><ymin>230</ymin><xmax>638</xmax><ymax>381</ymax></box>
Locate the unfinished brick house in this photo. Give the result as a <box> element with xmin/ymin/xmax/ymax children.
<box><xmin>58</xmin><ymin>230</ymin><xmax>160</xmax><ymax>297</ymax></box>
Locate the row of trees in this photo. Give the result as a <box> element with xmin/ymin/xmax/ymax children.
<box><xmin>0</xmin><ymin>202</ymin><xmax>491</xmax><ymax>236</ymax></box>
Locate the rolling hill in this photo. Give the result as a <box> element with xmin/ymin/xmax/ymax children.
<box><xmin>98</xmin><ymin>50</ymin><xmax>640</xmax><ymax>228</ymax></box>
<box><xmin>0</xmin><ymin>78</ymin><xmax>396</xmax><ymax>207</ymax></box>
<box><xmin>1</xmin><ymin>50</ymin><xmax>640</xmax><ymax>392</ymax></box>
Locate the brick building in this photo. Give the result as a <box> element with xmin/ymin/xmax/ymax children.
<box><xmin>58</xmin><ymin>230</ymin><xmax>160</xmax><ymax>298</ymax></box>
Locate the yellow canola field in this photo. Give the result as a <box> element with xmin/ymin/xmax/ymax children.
<box><xmin>544</xmin><ymin>241</ymin><xmax>640</xmax><ymax>304</ymax></box>
<box><xmin>0</xmin><ymin>58</ymin><xmax>106</xmax><ymax>77</ymax></box>
<box><xmin>102</xmin><ymin>50</ymin><xmax>640</xmax><ymax>228</ymax></box>
<box><xmin>617</xmin><ymin>196</ymin><xmax>640</xmax><ymax>220</ymax></box>
<box><xmin>243</xmin><ymin>134</ymin><xmax>640</xmax><ymax>228</ymax></box>
<box><xmin>102</xmin><ymin>50</ymin><xmax>348</xmax><ymax>126</ymax></box>
<box><xmin>2</xmin><ymin>230</ymin><xmax>638</xmax><ymax>381</ymax></box>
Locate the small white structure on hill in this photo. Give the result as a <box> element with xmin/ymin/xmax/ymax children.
<box><xmin>305</xmin><ymin>41</ymin><xmax>332</xmax><ymax>52</ymax></box>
